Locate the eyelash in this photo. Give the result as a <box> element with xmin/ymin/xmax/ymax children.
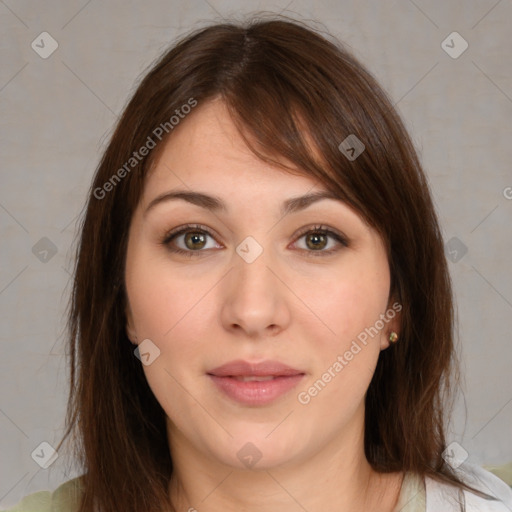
<box><xmin>161</xmin><ymin>223</ymin><xmax>349</xmax><ymax>258</ymax></box>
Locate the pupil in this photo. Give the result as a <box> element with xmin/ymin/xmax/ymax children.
<box><xmin>186</xmin><ymin>232</ymin><xmax>205</xmax><ymax>249</ymax></box>
<box><xmin>307</xmin><ymin>233</ymin><xmax>326</xmax><ymax>250</ymax></box>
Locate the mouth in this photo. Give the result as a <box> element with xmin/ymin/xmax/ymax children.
<box><xmin>228</xmin><ymin>375</ymin><xmax>280</xmax><ymax>382</ymax></box>
<box><xmin>207</xmin><ymin>359</ymin><xmax>305</xmax><ymax>406</ymax></box>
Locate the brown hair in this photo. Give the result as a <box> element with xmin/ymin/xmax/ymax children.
<box><xmin>56</xmin><ymin>14</ymin><xmax>489</xmax><ymax>512</ymax></box>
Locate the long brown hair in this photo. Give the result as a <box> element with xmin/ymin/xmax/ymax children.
<box><xmin>56</xmin><ymin>14</ymin><xmax>489</xmax><ymax>512</ymax></box>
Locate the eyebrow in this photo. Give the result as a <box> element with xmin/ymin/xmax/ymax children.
<box><xmin>144</xmin><ymin>189</ymin><xmax>342</xmax><ymax>218</ymax></box>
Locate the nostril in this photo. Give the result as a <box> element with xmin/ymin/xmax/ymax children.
<box><xmin>269</xmin><ymin>324</ymin><xmax>280</xmax><ymax>335</ymax></box>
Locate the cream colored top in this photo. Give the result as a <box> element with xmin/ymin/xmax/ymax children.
<box><xmin>4</xmin><ymin>463</ymin><xmax>512</xmax><ymax>512</ymax></box>
<box><xmin>393</xmin><ymin>471</ymin><xmax>426</xmax><ymax>512</ymax></box>
<box><xmin>1</xmin><ymin>472</ymin><xmax>428</xmax><ymax>512</ymax></box>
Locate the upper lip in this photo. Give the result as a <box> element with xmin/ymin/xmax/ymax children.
<box><xmin>208</xmin><ymin>359</ymin><xmax>304</xmax><ymax>377</ymax></box>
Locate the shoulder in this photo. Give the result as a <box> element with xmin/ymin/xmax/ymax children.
<box><xmin>425</xmin><ymin>462</ymin><xmax>512</xmax><ymax>512</ymax></box>
<box><xmin>484</xmin><ymin>462</ymin><xmax>512</xmax><ymax>487</ymax></box>
<box><xmin>2</xmin><ymin>476</ymin><xmax>84</xmax><ymax>512</ymax></box>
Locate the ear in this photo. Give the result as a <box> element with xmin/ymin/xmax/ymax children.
<box><xmin>379</xmin><ymin>299</ymin><xmax>402</xmax><ymax>351</ymax></box>
<box><xmin>125</xmin><ymin>303</ymin><xmax>138</xmax><ymax>345</ymax></box>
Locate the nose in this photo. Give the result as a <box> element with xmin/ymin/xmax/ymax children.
<box><xmin>220</xmin><ymin>242</ymin><xmax>291</xmax><ymax>339</ymax></box>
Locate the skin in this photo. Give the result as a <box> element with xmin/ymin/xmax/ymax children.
<box><xmin>124</xmin><ymin>98</ymin><xmax>404</xmax><ymax>512</ymax></box>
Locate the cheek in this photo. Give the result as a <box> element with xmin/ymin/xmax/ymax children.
<box><xmin>125</xmin><ymin>250</ymin><xmax>219</xmax><ymax>397</ymax></box>
<box><xmin>126</xmin><ymin>246</ymin><xmax>208</xmax><ymax>339</ymax></box>
<box><xmin>295</xmin><ymin>273</ymin><xmax>387</xmax><ymax>420</ymax></box>
<box><xmin>294</xmin><ymin>256</ymin><xmax>391</xmax><ymax>348</ymax></box>
<box><xmin>311</xmin><ymin>260</ymin><xmax>390</xmax><ymax>396</ymax></box>
<box><xmin>127</xmin><ymin>257</ymin><xmax>213</xmax><ymax>427</ymax></box>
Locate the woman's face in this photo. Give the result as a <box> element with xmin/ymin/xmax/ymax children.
<box><xmin>124</xmin><ymin>98</ymin><xmax>400</xmax><ymax>471</ymax></box>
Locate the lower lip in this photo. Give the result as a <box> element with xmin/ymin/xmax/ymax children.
<box><xmin>208</xmin><ymin>374</ymin><xmax>304</xmax><ymax>406</ymax></box>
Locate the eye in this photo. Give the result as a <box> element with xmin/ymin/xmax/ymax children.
<box><xmin>161</xmin><ymin>224</ymin><xmax>221</xmax><ymax>257</ymax></box>
<box><xmin>161</xmin><ymin>223</ymin><xmax>348</xmax><ymax>257</ymax></box>
<box><xmin>291</xmin><ymin>224</ymin><xmax>349</xmax><ymax>257</ymax></box>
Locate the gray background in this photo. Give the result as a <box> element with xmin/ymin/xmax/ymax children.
<box><xmin>1</xmin><ymin>0</ymin><xmax>511</xmax><ymax>508</ymax></box>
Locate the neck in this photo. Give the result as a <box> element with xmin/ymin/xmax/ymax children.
<box><xmin>166</xmin><ymin>406</ymin><xmax>402</xmax><ymax>512</ymax></box>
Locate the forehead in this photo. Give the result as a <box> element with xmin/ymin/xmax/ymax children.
<box><xmin>142</xmin><ymin>98</ymin><xmax>322</xmax><ymax>203</ymax></box>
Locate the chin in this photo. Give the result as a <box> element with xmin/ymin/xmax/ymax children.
<box><xmin>207</xmin><ymin>428</ymin><xmax>304</xmax><ymax>471</ymax></box>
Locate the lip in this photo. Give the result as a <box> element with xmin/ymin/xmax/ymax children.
<box><xmin>207</xmin><ymin>359</ymin><xmax>305</xmax><ymax>406</ymax></box>
<box><xmin>208</xmin><ymin>359</ymin><xmax>304</xmax><ymax>378</ymax></box>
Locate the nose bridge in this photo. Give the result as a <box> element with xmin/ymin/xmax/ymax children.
<box><xmin>233</xmin><ymin>235</ymin><xmax>276</xmax><ymax>302</ymax></box>
<box><xmin>220</xmin><ymin>235</ymin><xmax>290</xmax><ymax>336</ymax></box>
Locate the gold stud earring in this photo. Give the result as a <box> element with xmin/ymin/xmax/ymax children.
<box><xmin>389</xmin><ymin>332</ymin><xmax>399</xmax><ymax>343</ymax></box>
